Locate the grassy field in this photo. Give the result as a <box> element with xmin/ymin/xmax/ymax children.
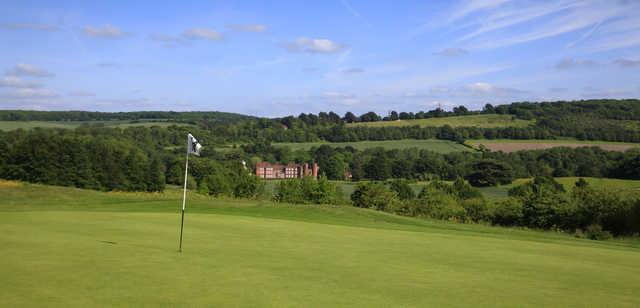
<box><xmin>0</xmin><ymin>120</ymin><xmax>192</xmax><ymax>131</ymax></box>
<box><xmin>347</xmin><ymin>114</ymin><xmax>533</xmax><ymax>128</ymax></box>
<box><xmin>274</xmin><ymin>139</ymin><xmax>473</xmax><ymax>153</ymax></box>
<box><xmin>1</xmin><ymin>180</ymin><xmax>639</xmax><ymax>307</ymax></box>
<box><xmin>466</xmin><ymin>139</ymin><xmax>639</xmax><ymax>153</ymax></box>
<box><xmin>478</xmin><ymin>177</ymin><xmax>640</xmax><ymax>200</ymax></box>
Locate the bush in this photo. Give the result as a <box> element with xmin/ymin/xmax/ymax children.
<box><xmin>351</xmin><ymin>182</ymin><xmax>400</xmax><ymax>211</ymax></box>
<box><xmin>274</xmin><ymin>176</ymin><xmax>340</xmax><ymax>204</ymax></box>
<box><xmin>410</xmin><ymin>189</ymin><xmax>464</xmax><ymax>220</ymax></box>
<box><xmin>461</xmin><ymin>198</ymin><xmax>489</xmax><ymax>222</ymax></box>
<box><xmin>584</xmin><ymin>224</ymin><xmax>613</xmax><ymax>240</ymax></box>
<box><xmin>388</xmin><ymin>179</ymin><xmax>415</xmax><ymax>200</ymax></box>
<box><xmin>490</xmin><ymin>198</ymin><xmax>524</xmax><ymax>226</ymax></box>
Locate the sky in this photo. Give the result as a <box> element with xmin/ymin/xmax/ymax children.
<box><xmin>1</xmin><ymin>0</ymin><xmax>639</xmax><ymax>117</ymax></box>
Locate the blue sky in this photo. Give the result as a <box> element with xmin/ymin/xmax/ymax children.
<box><xmin>1</xmin><ymin>0</ymin><xmax>639</xmax><ymax>116</ymax></box>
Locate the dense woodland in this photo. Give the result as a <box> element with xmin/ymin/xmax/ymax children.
<box><xmin>1</xmin><ymin>99</ymin><xmax>640</xmax><ymax>238</ymax></box>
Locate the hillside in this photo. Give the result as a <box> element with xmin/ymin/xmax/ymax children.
<box><xmin>0</xmin><ymin>110</ymin><xmax>255</xmax><ymax>124</ymax></box>
<box><xmin>466</xmin><ymin>139</ymin><xmax>640</xmax><ymax>153</ymax></box>
<box><xmin>273</xmin><ymin>139</ymin><xmax>472</xmax><ymax>153</ymax></box>
<box><xmin>0</xmin><ymin>120</ymin><xmax>195</xmax><ymax>131</ymax></box>
<box><xmin>1</xmin><ymin>181</ymin><xmax>639</xmax><ymax>306</ymax></box>
<box><xmin>346</xmin><ymin>114</ymin><xmax>533</xmax><ymax>128</ymax></box>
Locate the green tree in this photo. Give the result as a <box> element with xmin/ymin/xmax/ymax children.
<box><xmin>465</xmin><ymin>159</ymin><xmax>514</xmax><ymax>187</ymax></box>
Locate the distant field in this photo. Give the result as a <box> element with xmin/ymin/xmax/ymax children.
<box><xmin>467</xmin><ymin>139</ymin><xmax>639</xmax><ymax>153</ymax></box>
<box><xmin>1</xmin><ymin>181</ymin><xmax>639</xmax><ymax>306</ymax></box>
<box><xmin>347</xmin><ymin>114</ymin><xmax>533</xmax><ymax>128</ymax></box>
<box><xmin>478</xmin><ymin>177</ymin><xmax>640</xmax><ymax>200</ymax></box>
<box><xmin>0</xmin><ymin>120</ymin><xmax>192</xmax><ymax>131</ymax></box>
<box><xmin>274</xmin><ymin>139</ymin><xmax>473</xmax><ymax>153</ymax></box>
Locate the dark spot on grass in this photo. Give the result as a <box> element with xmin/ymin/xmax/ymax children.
<box><xmin>99</xmin><ymin>240</ymin><xmax>117</xmax><ymax>245</ymax></box>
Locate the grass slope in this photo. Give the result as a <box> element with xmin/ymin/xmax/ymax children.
<box><xmin>466</xmin><ymin>139</ymin><xmax>639</xmax><ymax>153</ymax></box>
<box><xmin>347</xmin><ymin>114</ymin><xmax>533</xmax><ymax>128</ymax></box>
<box><xmin>0</xmin><ymin>120</ymin><xmax>192</xmax><ymax>131</ymax></box>
<box><xmin>274</xmin><ymin>139</ymin><xmax>472</xmax><ymax>153</ymax></box>
<box><xmin>1</xmin><ymin>181</ymin><xmax>639</xmax><ymax>307</ymax></box>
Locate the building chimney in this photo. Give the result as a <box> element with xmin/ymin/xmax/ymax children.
<box><xmin>312</xmin><ymin>162</ymin><xmax>319</xmax><ymax>179</ymax></box>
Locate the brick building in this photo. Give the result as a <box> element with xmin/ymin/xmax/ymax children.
<box><xmin>255</xmin><ymin>162</ymin><xmax>319</xmax><ymax>180</ymax></box>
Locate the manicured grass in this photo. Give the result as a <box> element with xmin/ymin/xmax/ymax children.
<box><xmin>1</xmin><ymin>181</ymin><xmax>640</xmax><ymax>306</ymax></box>
<box><xmin>347</xmin><ymin>114</ymin><xmax>533</xmax><ymax>128</ymax></box>
<box><xmin>478</xmin><ymin>177</ymin><xmax>640</xmax><ymax>200</ymax></box>
<box><xmin>0</xmin><ymin>120</ymin><xmax>192</xmax><ymax>131</ymax></box>
<box><xmin>466</xmin><ymin>139</ymin><xmax>639</xmax><ymax>153</ymax></box>
<box><xmin>274</xmin><ymin>139</ymin><xmax>473</xmax><ymax>153</ymax></box>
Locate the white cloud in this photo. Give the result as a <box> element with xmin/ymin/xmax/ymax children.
<box><xmin>83</xmin><ymin>24</ymin><xmax>129</xmax><ymax>39</ymax></box>
<box><xmin>0</xmin><ymin>23</ymin><xmax>59</xmax><ymax>31</ymax></box>
<box><xmin>6</xmin><ymin>64</ymin><xmax>54</xmax><ymax>77</ymax></box>
<box><xmin>5</xmin><ymin>88</ymin><xmax>58</xmax><ymax>98</ymax></box>
<box><xmin>0</xmin><ymin>76</ymin><xmax>42</xmax><ymax>88</ymax></box>
<box><xmin>68</xmin><ymin>91</ymin><xmax>95</xmax><ymax>97</ymax></box>
<box><xmin>182</xmin><ymin>28</ymin><xmax>223</xmax><ymax>41</ymax></box>
<box><xmin>456</xmin><ymin>1</ymin><xmax>580</xmax><ymax>42</ymax></box>
<box><xmin>613</xmin><ymin>58</ymin><xmax>640</xmax><ymax>68</ymax></box>
<box><xmin>449</xmin><ymin>0</ymin><xmax>513</xmax><ymax>22</ymax></box>
<box><xmin>555</xmin><ymin>58</ymin><xmax>598</xmax><ymax>69</ymax></box>
<box><xmin>227</xmin><ymin>24</ymin><xmax>267</xmax><ymax>33</ymax></box>
<box><xmin>466</xmin><ymin>82</ymin><xmax>495</xmax><ymax>93</ymax></box>
<box><xmin>285</xmin><ymin>37</ymin><xmax>345</xmax><ymax>54</ymax></box>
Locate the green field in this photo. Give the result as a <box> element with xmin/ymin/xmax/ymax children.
<box><xmin>466</xmin><ymin>139</ymin><xmax>639</xmax><ymax>153</ymax></box>
<box><xmin>347</xmin><ymin>114</ymin><xmax>533</xmax><ymax>128</ymax></box>
<box><xmin>1</xmin><ymin>181</ymin><xmax>639</xmax><ymax>307</ymax></box>
<box><xmin>274</xmin><ymin>139</ymin><xmax>473</xmax><ymax>153</ymax></box>
<box><xmin>478</xmin><ymin>177</ymin><xmax>640</xmax><ymax>200</ymax></box>
<box><xmin>0</xmin><ymin>120</ymin><xmax>192</xmax><ymax>131</ymax></box>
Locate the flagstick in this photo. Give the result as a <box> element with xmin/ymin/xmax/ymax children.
<box><xmin>179</xmin><ymin>137</ymin><xmax>190</xmax><ymax>252</ymax></box>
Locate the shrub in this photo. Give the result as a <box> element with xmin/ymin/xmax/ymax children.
<box><xmin>461</xmin><ymin>198</ymin><xmax>489</xmax><ymax>222</ymax></box>
<box><xmin>274</xmin><ymin>176</ymin><xmax>339</xmax><ymax>204</ymax></box>
<box><xmin>351</xmin><ymin>182</ymin><xmax>400</xmax><ymax>211</ymax></box>
<box><xmin>411</xmin><ymin>189</ymin><xmax>464</xmax><ymax>220</ymax></box>
<box><xmin>490</xmin><ymin>198</ymin><xmax>524</xmax><ymax>226</ymax></box>
<box><xmin>388</xmin><ymin>179</ymin><xmax>415</xmax><ymax>200</ymax></box>
<box><xmin>584</xmin><ymin>224</ymin><xmax>613</xmax><ymax>240</ymax></box>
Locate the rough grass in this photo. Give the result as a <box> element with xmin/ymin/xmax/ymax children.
<box><xmin>274</xmin><ymin>139</ymin><xmax>473</xmax><ymax>153</ymax></box>
<box><xmin>347</xmin><ymin>114</ymin><xmax>533</xmax><ymax>128</ymax></box>
<box><xmin>466</xmin><ymin>139</ymin><xmax>639</xmax><ymax>153</ymax></box>
<box><xmin>1</xmin><ymin>181</ymin><xmax>640</xmax><ymax>307</ymax></box>
<box><xmin>0</xmin><ymin>120</ymin><xmax>192</xmax><ymax>131</ymax></box>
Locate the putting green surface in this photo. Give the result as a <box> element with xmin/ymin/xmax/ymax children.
<box><xmin>1</xmin><ymin>182</ymin><xmax>640</xmax><ymax>307</ymax></box>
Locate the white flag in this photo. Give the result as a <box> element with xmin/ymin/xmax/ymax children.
<box><xmin>188</xmin><ymin>133</ymin><xmax>202</xmax><ymax>156</ymax></box>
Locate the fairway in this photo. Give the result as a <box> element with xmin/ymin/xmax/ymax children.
<box><xmin>274</xmin><ymin>139</ymin><xmax>473</xmax><ymax>153</ymax></box>
<box><xmin>346</xmin><ymin>114</ymin><xmax>533</xmax><ymax>128</ymax></box>
<box><xmin>466</xmin><ymin>139</ymin><xmax>639</xmax><ymax>153</ymax></box>
<box><xmin>0</xmin><ymin>120</ymin><xmax>192</xmax><ymax>131</ymax></box>
<box><xmin>1</xmin><ymin>182</ymin><xmax>640</xmax><ymax>307</ymax></box>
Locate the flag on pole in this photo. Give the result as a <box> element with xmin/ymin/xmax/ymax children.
<box><xmin>188</xmin><ymin>133</ymin><xmax>202</xmax><ymax>156</ymax></box>
<box><xmin>180</xmin><ymin>133</ymin><xmax>202</xmax><ymax>252</ymax></box>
